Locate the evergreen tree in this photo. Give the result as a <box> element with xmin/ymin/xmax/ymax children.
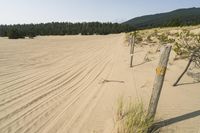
<box><xmin>7</xmin><ymin>28</ymin><xmax>25</xmax><ymax>39</ymax></box>
<box><xmin>0</xmin><ymin>22</ymin><xmax>135</xmax><ymax>39</ymax></box>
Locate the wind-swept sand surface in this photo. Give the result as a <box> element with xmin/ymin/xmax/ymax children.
<box><xmin>0</xmin><ymin>34</ymin><xmax>200</xmax><ymax>133</ymax></box>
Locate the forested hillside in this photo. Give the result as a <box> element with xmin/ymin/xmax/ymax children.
<box><xmin>124</xmin><ymin>7</ymin><xmax>200</xmax><ymax>29</ymax></box>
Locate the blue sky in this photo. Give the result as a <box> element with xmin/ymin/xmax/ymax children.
<box><xmin>0</xmin><ymin>0</ymin><xmax>199</xmax><ymax>24</ymax></box>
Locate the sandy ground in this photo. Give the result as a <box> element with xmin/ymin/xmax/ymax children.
<box><xmin>0</xmin><ymin>34</ymin><xmax>200</xmax><ymax>133</ymax></box>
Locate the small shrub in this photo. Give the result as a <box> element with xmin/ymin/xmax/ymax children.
<box><xmin>157</xmin><ymin>33</ymin><xmax>169</xmax><ymax>44</ymax></box>
<box><xmin>152</xmin><ymin>30</ymin><xmax>158</xmax><ymax>37</ymax></box>
<box><xmin>28</xmin><ymin>34</ymin><xmax>36</xmax><ymax>39</ymax></box>
<box><xmin>173</xmin><ymin>31</ymin><xmax>200</xmax><ymax>63</ymax></box>
<box><xmin>167</xmin><ymin>38</ymin><xmax>175</xmax><ymax>43</ymax></box>
<box><xmin>146</xmin><ymin>35</ymin><xmax>153</xmax><ymax>43</ymax></box>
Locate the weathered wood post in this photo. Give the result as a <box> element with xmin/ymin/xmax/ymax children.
<box><xmin>147</xmin><ymin>45</ymin><xmax>172</xmax><ymax>120</ymax></box>
<box><xmin>130</xmin><ymin>34</ymin><xmax>135</xmax><ymax>67</ymax></box>
<box><xmin>173</xmin><ymin>56</ymin><xmax>193</xmax><ymax>86</ymax></box>
<box><xmin>173</xmin><ymin>51</ymin><xmax>197</xmax><ymax>86</ymax></box>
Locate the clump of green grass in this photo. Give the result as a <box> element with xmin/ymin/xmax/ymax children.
<box><xmin>115</xmin><ymin>97</ymin><xmax>154</xmax><ymax>133</ymax></box>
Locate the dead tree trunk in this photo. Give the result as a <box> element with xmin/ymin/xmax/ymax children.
<box><xmin>147</xmin><ymin>45</ymin><xmax>172</xmax><ymax>120</ymax></box>
<box><xmin>173</xmin><ymin>53</ymin><xmax>195</xmax><ymax>86</ymax></box>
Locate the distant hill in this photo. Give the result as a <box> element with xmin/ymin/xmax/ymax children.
<box><xmin>123</xmin><ymin>7</ymin><xmax>200</xmax><ymax>29</ymax></box>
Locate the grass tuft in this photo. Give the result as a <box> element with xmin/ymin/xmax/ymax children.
<box><xmin>115</xmin><ymin>97</ymin><xmax>154</xmax><ymax>133</ymax></box>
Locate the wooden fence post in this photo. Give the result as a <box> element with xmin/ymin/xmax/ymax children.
<box><xmin>173</xmin><ymin>52</ymin><xmax>195</xmax><ymax>86</ymax></box>
<box><xmin>147</xmin><ymin>45</ymin><xmax>172</xmax><ymax>120</ymax></box>
<box><xmin>130</xmin><ymin>34</ymin><xmax>135</xmax><ymax>67</ymax></box>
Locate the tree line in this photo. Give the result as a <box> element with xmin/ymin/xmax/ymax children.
<box><xmin>0</xmin><ymin>22</ymin><xmax>135</xmax><ymax>39</ymax></box>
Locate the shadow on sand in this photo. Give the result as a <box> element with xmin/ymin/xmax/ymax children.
<box><xmin>176</xmin><ymin>81</ymin><xmax>200</xmax><ymax>86</ymax></box>
<box><xmin>149</xmin><ymin>110</ymin><xmax>200</xmax><ymax>132</ymax></box>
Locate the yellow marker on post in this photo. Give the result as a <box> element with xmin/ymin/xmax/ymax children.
<box><xmin>156</xmin><ymin>66</ymin><xmax>167</xmax><ymax>76</ymax></box>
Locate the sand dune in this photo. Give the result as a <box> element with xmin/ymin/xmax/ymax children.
<box><xmin>0</xmin><ymin>34</ymin><xmax>200</xmax><ymax>133</ymax></box>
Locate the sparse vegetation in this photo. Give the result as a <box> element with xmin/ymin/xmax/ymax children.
<box><xmin>126</xmin><ymin>26</ymin><xmax>200</xmax><ymax>87</ymax></box>
<box><xmin>173</xmin><ymin>30</ymin><xmax>200</xmax><ymax>86</ymax></box>
<box><xmin>127</xmin><ymin>31</ymin><xmax>143</xmax><ymax>45</ymax></box>
<box><xmin>173</xmin><ymin>30</ymin><xmax>200</xmax><ymax>61</ymax></box>
<box><xmin>115</xmin><ymin>97</ymin><xmax>154</xmax><ymax>133</ymax></box>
